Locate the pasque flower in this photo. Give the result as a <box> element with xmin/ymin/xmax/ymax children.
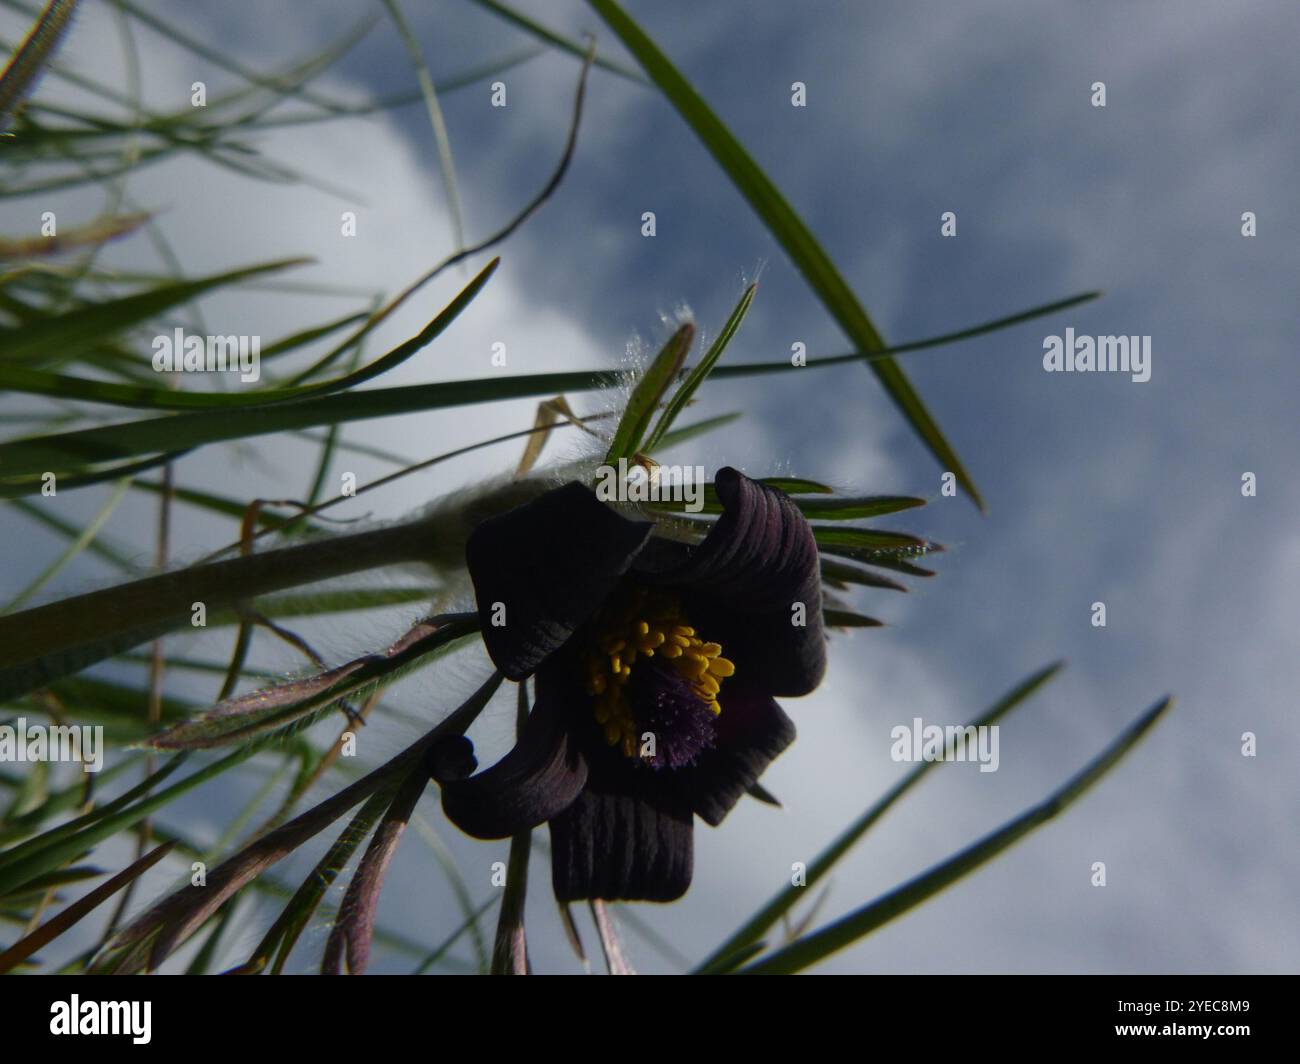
<box><xmin>435</xmin><ymin>467</ymin><xmax>826</xmax><ymax>902</ymax></box>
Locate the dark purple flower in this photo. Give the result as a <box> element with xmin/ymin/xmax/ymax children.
<box><xmin>436</xmin><ymin>467</ymin><xmax>826</xmax><ymax>903</ymax></box>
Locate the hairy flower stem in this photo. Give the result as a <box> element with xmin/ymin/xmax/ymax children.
<box><xmin>0</xmin><ymin>475</ymin><xmax>553</xmax><ymax>700</ymax></box>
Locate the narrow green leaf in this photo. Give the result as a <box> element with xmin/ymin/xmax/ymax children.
<box><xmin>643</xmin><ymin>284</ymin><xmax>754</xmax><ymax>452</ymax></box>
<box><xmin>736</xmin><ymin>695</ymin><xmax>1173</xmax><ymax>974</ymax></box>
<box><xmin>0</xmin><ymin>451</ymin><xmax>184</xmax><ymax>499</ymax></box>
<box><xmin>0</xmin><ymin>747</ymin><xmax>256</xmax><ymax>899</ymax></box>
<box><xmin>100</xmin><ymin>671</ymin><xmax>504</xmax><ymax>973</ymax></box>
<box><xmin>587</xmin><ymin>0</ymin><xmax>983</xmax><ymax>508</ymax></box>
<box><xmin>0</xmin><ymin>289</ymin><xmax>1092</xmax><ymax>482</ymax></box>
<box><xmin>466</xmin><ymin>0</ymin><xmax>645</xmax><ymax>82</ymax></box>
<box><xmin>0</xmin><ymin>257</ymin><xmax>497</xmax><ymax>408</ymax></box>
<box><xmin>0</xmin><ymin>757</ymin><xmax>142</xmax><ymax>844</ymax></box>
<box><xmin>3</xmin><ymin>477</ymin><xmax>130</xmax><ymax>612</ymax></box>
<box><xmin>810</xmin><ymin>525</ymin><xmax>936</xmax><ymax>552</ymax></box>
<box><xmin>144</xmin><ymin>614</ymin><xmax>478</xmax><ymax>750</ymax></box>
<box><xmin>696</xmin><ymin>663</ymin><xmax>1065</xmax><ymax>972</ymax></box>
<box><xmin>260</xmin><ymin>310</ymin><xmax>370</xmax><ymax>361</ymax></box>
<box><xmin>9</xmin><ymin>497</ymin><xmax>141</xmax><ymax>573</ymax></box>
<box><xmin>411</xmin><ymin>895</ymin><xmax>499</xmax><ymax>974</ymax></box>
<box><xmin>798</xmin><ymin>495</ymin><xmax>924</xmax><ymax>519</ymax></box>
<box><xmin>245</xmin><ymin>789</ymin><xmax>392</xmax><ymax>975</ymax></box>
<box><xmin>604</xmin><ymin>322</ymin><xmax>693</xmax><ymax>463</ymax></box>
<box><xmin>108</xmin><ymin>0</ymin><xmax>368</xmax><ymax>115</ymax></box>
<box><xmin>0</xmin><ymin>0</ymin><xmax>79</xmax><ymax>133</ymax></box>
<box><xmin>653</xmin><ymin>492</ymin><xmax>921</xmax><ymax>525</ymax></box>
<box><xmin>0</xmin><ymin>841</ymin><xmax>174</xmax><ymax>975</ymax></box>
<box><xmin>822</xmin><ymin>609</ymin><xmax>882</xmax><ymax>629</ymax></box>
<box><xmin>647</xmin><ymin>476</ymin><xmax>838</xmax><ymax>516</ymax></box>
<box><xmin>0</xmin><ymin>258</ymin><xmax>308</xmax><ymax>364</ymax></box>
<box><xmin>382</xmin><ymin>0</ymin><xmax>465</xmax><ymax>252</ymax></box>
<box><xmin>0</xmin><ymin>753</ymin><xmax>190</xmax><ymax>879</ymax></box>
<box><xmin>707</xmin><ymin>291</ymin><xmax>1103</xmax><ymax>381</ymax></box>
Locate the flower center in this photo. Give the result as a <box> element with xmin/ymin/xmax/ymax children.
<box><xmin>582</xmin><ymin>585</ymin><xmax>736</xmax><ymax>765</ymax></box>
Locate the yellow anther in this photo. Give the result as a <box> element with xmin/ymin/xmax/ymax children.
<box><xmin>581</xmin><ymin>586</ymin><xmax>736</xmax><ymax>761</ymax></box>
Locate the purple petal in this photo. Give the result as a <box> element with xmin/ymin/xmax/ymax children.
<box><xmin>439</xmin><ymin>673</ymin><xmax>588</xmax><ymax>839</ymax></box>
<box><xmin>467</xmin><ymin>482</ymin><xmax>654</xmax><ymax>679</ymax></box>
<box><xmin>548</xmin><ymin>748</ymin><xmax>694</xmax><ymax>902</ymax></box>
<box><xmin>639</xmin><ymin>467</ymin><xmax>826</xmax><ymax>696</ymax></box>
<box><xmin>680</xmin><ymin>686</ymin><xmax>796</xmax><ymax>826</ymax></box>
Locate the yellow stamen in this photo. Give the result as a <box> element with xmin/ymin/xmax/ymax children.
<box><xmin>579</xmin><ymin>586</ymin><xmax>737</xmax><ymax>761</ymax></box>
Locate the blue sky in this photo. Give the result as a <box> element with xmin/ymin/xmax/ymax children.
<box><xmin>2</xmin><ymin>0</ymin><xmax>1296</xmax><ymax>973</ymax></box>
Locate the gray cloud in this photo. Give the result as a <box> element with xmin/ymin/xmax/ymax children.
<box><xmin>1</xmin><ymin>0</ymin><xmax>1294</xmax><ymax>973</ymax></box>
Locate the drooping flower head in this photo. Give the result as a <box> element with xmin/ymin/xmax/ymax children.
<box><xmin>436</xmin><ymin>467</ymin><xmax>825</xmax><ymax>902</ymax></box>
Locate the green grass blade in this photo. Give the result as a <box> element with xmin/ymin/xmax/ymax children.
<box><xmin>249</xmin><ymin>789</ymin><xmax>392</xmax><ymax>974</ymax></box>
<box><xmin>144</xmin><ymin>615</ymin><xmax>478</xmax><ymax>751</ymax></box>
<box><xmin>0</xmin><ymin>0</ymin><xmax>78</xmax><ymax>133</ymax></box>
<box><xmin>382</xmin><ymin>0</ymin><xmax>465</xmax><ymax>252</ymax></box>
<box><xmin>0</xmin><ymin>258</ymin><xmax>496</xmax><ymax>408</ymax></box>
<box><xmin>587</xmin><ymin>0</ymin><xmax>982</xmax><ymax>507</ymax></box>
<box><xmin>695</xmin><ymin>663</ymin><xmax>1064</xmax><ymax>973</ymax></box>
<box><xmin>108</xmin><ymin>0</ymin><xmax>366</xmax><ymax>115</ymax></box>
<box><xmin>9</xmin><ymin>495</ymin><xmax>141</xmax><ymax>573</ymax></box>
<box><xmin>735</xmin><ymin>695</ymin><xmax>1173</xmax><ymax>974</ymax></box>
<box><xmin>604</xmin><ymin>322</ymin><xmax>693</xmax><ymax>462</ymax></box>
<box><xmin>648</xmin><ymin>411</ymin><xmax>740</xmax><ymax>450</ymax></box>
<box><xmin>0</xmin><ymin>286</ymin><xmax>1091</xmax><ymax>483</ymax></box>
<box><xmin>821</xmin><ymin>609</ymin><xmax>882</xmax><ymax>629</ymax></box>
<box><xmin>2</xmin><ymin>477</ymin><xmax>130</xmax><ymax>612</ymax></box>
<box><xmin>0</xmin><ymin>839</ymin><xmax>174</xmax><ymax>975</ymax></box>
<box><xmin>650</xmin><ymin>489</ymin><xmax>923</xmax><ymax>521</ymax></box>
<box><xmin>0</xmin><ymin>755</ymin><xmax>189</xmax><ymax>878</ymax></box>
<box><xmin>707</xmin><ymin>291</ymin><xmax>1102</xmax><ymax>381</ymax></box>
<box><xmin>794</xmin><ymin>495</ymin><xmax>925</xmax><ymax>519</ymax></box>
<box><xmin>643</xmin><ymin>283</ymin><xmax>754</xmax><ymax>452</ymax></box>
<box><xmin>0</xmin><ymin>258</ymin><xmax>308</xmax><ymax>365</ymax></box>
<box><xmin>0</xmin><ymin>746</ymin><xmax>260</xmax><ymax>899</ymax></box>
<box><xmin>465</xmin><ymin>0</ymin><xmax>645</xmax><ymax>82</ymax></box>
<box><xmin>411</xmin><ymin>895</ymin><xmax>499</xmax><ymax>974</ymax></box>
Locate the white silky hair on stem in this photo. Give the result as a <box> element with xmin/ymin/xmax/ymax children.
<box><xmin>0</xmin><ymin>471</ymin><xmax>566</xmax><ymax>701</ymax></box>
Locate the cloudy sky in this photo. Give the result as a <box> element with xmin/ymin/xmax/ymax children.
<box><xmin>2</xmin><ymin>0</ymin><xmax>1296</xmax><ymax>973</ymax></box>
